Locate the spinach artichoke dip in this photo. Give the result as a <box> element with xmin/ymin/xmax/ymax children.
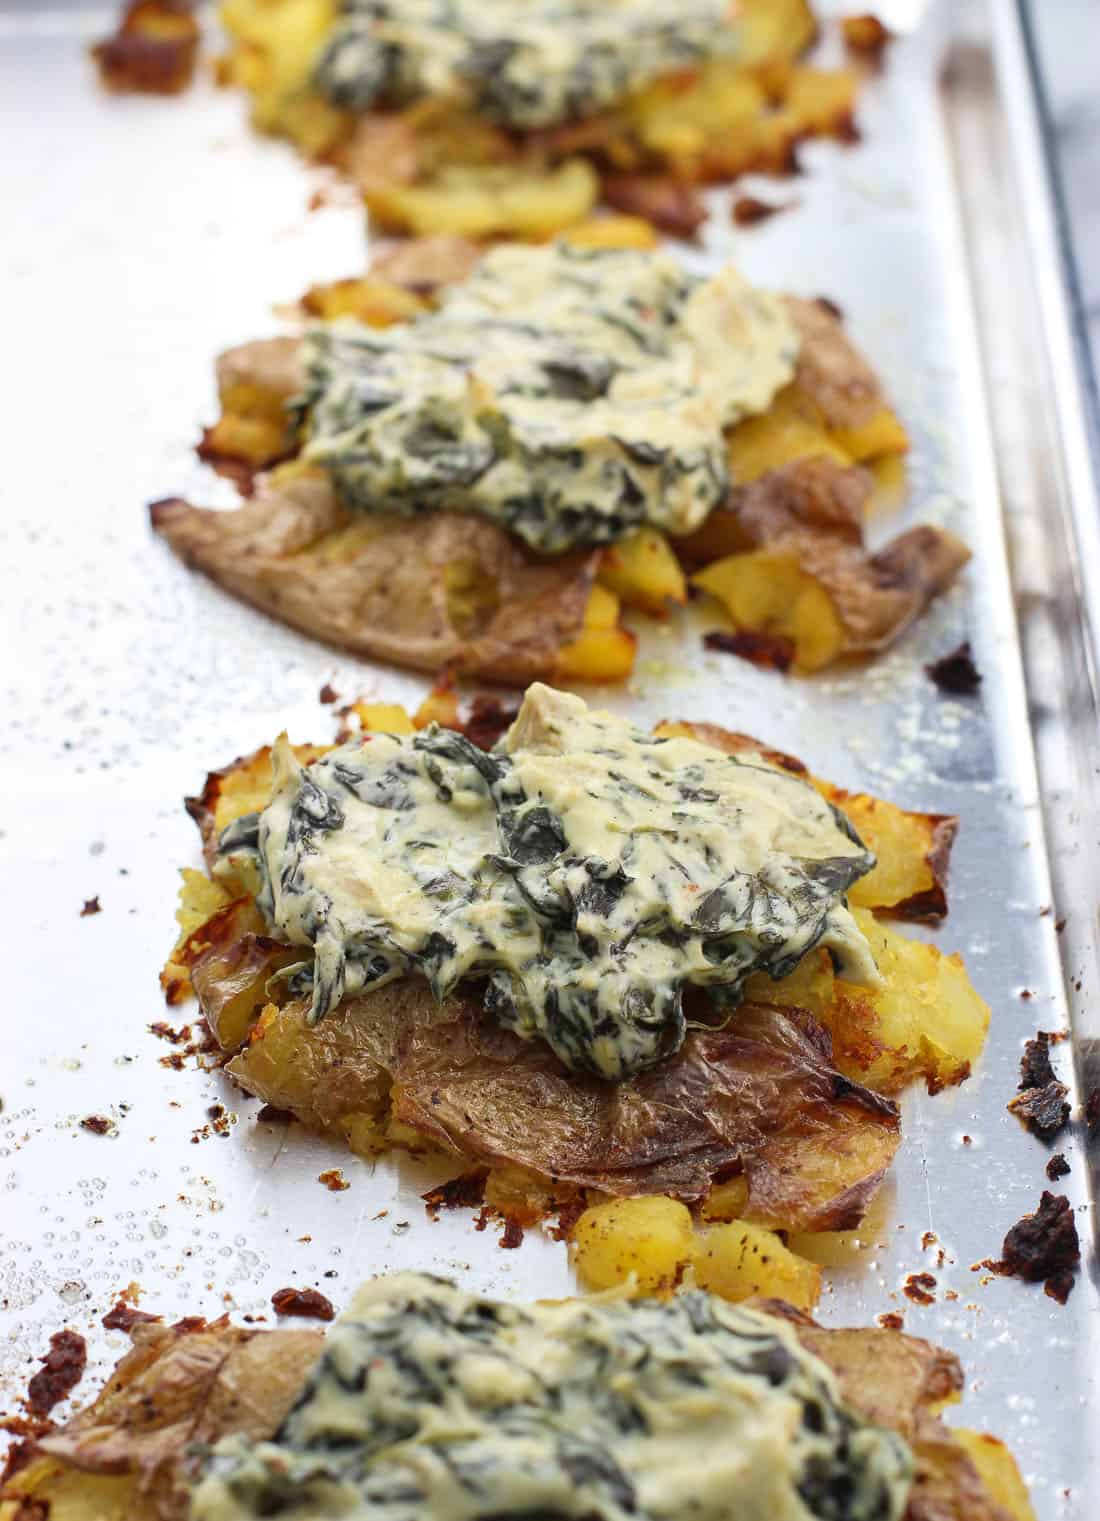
<box><xmin>314</xmin><ymin>0</ymin><xmax>741</xmax><ymax>128</ymax></box>
<box><xmin>218</xmin><ymin>685</ymin><xmax>880</xmax><ymax>1080</ymax></box>
<box><xmin>301</xmin><ymin>242</ymin><xmax>798</xmax><ymax>553</ymax></box>
<box><xmin>191</xmin><ymin>1272</ymin><xmax>913</xmax><ymax>1521</ymax></box>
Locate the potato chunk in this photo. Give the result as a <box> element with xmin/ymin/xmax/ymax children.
<box><xmin>571</xmin><ymin>1198</ymin><xmax>821</xmax><ymax>1311</ymax></box>
<box><xmin>571</xmin><ymin>1196</ymin><xmax>695</xmax><ymax>1294</ymax></box>
<box><xmin>694</xmin><ymin>1220</ymin><xmax>822</xmax><ymax>1312</ymax></box>
<box><xmin>598</xmin><ymin>526</ymin><xmax>687</xmax><ymax>615</ymax></box>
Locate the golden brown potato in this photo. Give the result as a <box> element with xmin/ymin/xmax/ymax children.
<box><xmin>571</xmin><ymin>1196</ymin><xmax>696</xmax><ymax>1293</ymax></box>
<box><xmin>216</xmin><ymin>0</ymin><xmax>863</xmax><ymax>239</ymax></box>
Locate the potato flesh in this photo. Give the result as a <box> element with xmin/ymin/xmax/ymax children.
<box><xmin>571</xmin><ymin>1196</ymin><xmax>821</xmax><ymax>1313</ymax></box>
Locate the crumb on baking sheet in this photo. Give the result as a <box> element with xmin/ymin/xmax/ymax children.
<box><xmin>102</xmin><ymin>1299</ymin><xmax>162</xmax><ymax>1332</ymax></box>
<box><xmin>903</xmin><ymin>1272</ymin><xmax>936</xmax><ymax>1306</ymax></box>
<box><xmin>704</xmin><ymin>628</ymin><xmax>795</xmax><ymax>672</ymax></box>
<box><xmin>80</xmin><ymin>896</ymin><xmax>102</xmax><ymax>917</ymax></box>
<box><xmin>318</xmin><ymin>1168</ymin><xmax>350</xmax><ymax>1192</ymax></box>
<box><xmin>423</xmin><ymin>1171</ymin><xmax>488</xmax><ymax>1220</ymax></box>
<box><xmin>271</xmin><ymin>1287</ymin><xmax>336</xmax><ymax>1321</ymax></box>
<box><xmin>841</xmin><ymin>15</ymin><xmax>893</xmax><ymax>65</ymax></box>
<box><xmin>1046</xmin><ymin>1153</ymin><xmax>1070</xmax><ymax>1182</ymax></box>
<box><xmin>80</xmin><ymin>1114</ymin><xmax>113</xmax><ymax>1136</ymax></box>
<box><xmin>732</xmin><ymin>196</ymin><xmax>796</xmax><ymax>227</ymax></box>
<box><xmin>876</xmin><ymin>1311</ymin><xmax>904</xmax><ymax>1330</ymax></box>
<box><xmin>91</xmin><ymin>0</ymin><xmax>200</xmax><ymax>96</ymax></box>
<box><xmin>987</xmin><ymin>1191</ymin><xmax>1080</xmax><ymax>1303</ymax></box>
<box><xmin>26</xmin><ymin>1331</ymin><xmax>87</xmax><ymax>1417</ymax></box>
<box><xmin>925</xmin><ymin>641</ymin><xmax>981</xmax><ymax>695</ymax></box>
<box><xmin>1007</xmin><ymin>1030</ymin><xmax>1069</xmax><ymax>1138</ymax></box>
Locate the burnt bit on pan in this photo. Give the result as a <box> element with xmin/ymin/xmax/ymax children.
<box><xmin>902</xmin><ymin>1273</ymin><xmax>936</xmax><ymax>1306</ymax></box>
<box><xmin>925</xmin><ymin>641</ymin><xmax>982</xmax><ymax>696</ymax></box>
<box><xmin>704</xmin><ymin>629</ymin><xmax>795</xmax><ymax>672</ymax></box>
<box><xmin>732</xmin><ymin>196</ymin><xmax>796</xmax><ymax>228</ymax></box>
<box><xmin>91</xmin><ymin>1</ymin><xmax>200</xmax><ymax>95</ymax></box>
<box><xmin>101</xmin><ymin>1299</ymin><xmax>163</xmax><ymax>1332</ymax></box>
<box><xmin>271</xmin><ymin>1287</ymin><xmax>336</xmax><ymax>1322</ymax></box>
<box><xmin>988</xmin><ymin>1191</ymin><xmax>1080</xmax><ymax>1303</ymax></box>
<box><xmin>80</xmin><ymin>896</ymin><xmax>102</xmax><ymax>918</ymax></box>
<box><xmin>841</xmin><ymin>15</ymin><xmax>894</xmax><ymax>67</ymax></box>
<box><xmin>423</xmin><ymin>1171</ymin><xmax>488</xmax><ymax>1221</ymax></box>
<box><xmin>26</xmin><ymin>1331</ymin><xmax>87</xmax><ymax>1417</ymax></box>
<box><xmin>1008</xmin><ymin>1031</ymin><xmax>1070</xmax><ymax>1138</ymax></box>
<box><xmin>80</xmin><ymin>1114</ymin><xmax>114</xmax><ymax>1136</ymax></box>
<box><xmin>1046</xmin><ymin>1153</ymin><xmax>1070</xmax><ymax>1182</ymax></box>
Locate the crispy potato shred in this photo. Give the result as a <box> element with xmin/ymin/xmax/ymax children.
<box><xmin>0</xmin><ymin>1302</ymin><xmax>1034</xmax><ymax>1521</ymax></box>
<box><xmin>161</xmin><ymin>716</ymin><xmax>989</xmax><ymax>1273</ymax></box>
<box><xmin>158</xmin><ymin>267</ymin><xmax>960</xmax><ymax>683</ymax></box>
<box><xmin>214</xmin><ymin>0</ymin><xmax>862</xmax><ymax>242</ymax></box>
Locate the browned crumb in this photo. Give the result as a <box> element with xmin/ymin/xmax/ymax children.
<box><xmin>704</xmin><ymin>629</ymin><xmax>795</xmax><ymax>672</ymax></box>
<box><xmin>102</xmin><ymin>1299</ymin><xmax>162</xmax><ymax>1332</ymax></box>
<box><xmin>1046</xmin><ymin>1153</ymin><xmax>1070</xmax><ymax>1182</ymax></box>
<box><xmin>962</xmin><ymin>1134</ymin><xmax>973</xmax><ymax>1145</ymax></box>
<box><xmin>732</xmin><ymin>196</ymin><xmax>795</xmax><ymax>227</ymax></box>
<box><xmin>271</xmin><ymin>1287</ymin><xmax>336</xmax><ymax>1322</ymax></box>
<box><xmin>903</xmin><ymin>1273</ymin><xmax>936</xmax><ymax>1306</ymax></box>
<box><xmin>80</xmin><ymin>896</ymin><xmax>102</xmax><ymax>918</ymax></box>
<box><xmin>500</xmin><ymin>1217</ymin><xmax>525</xmax><ymax>1250</ymax></box>
<box><xmin>0</xmin><ymin>1413</ymin><xmax>54</xmax><ymax>1486</ymax></box>
<box><xmin>319</xmin><ymin>682</ymin><xmax>340</xmax><ymax>705</ymax></box>
<box><xmin>318</xmin><ymin>1168</ymin><xmax>350</xmax><ymax>1192</ymax></box>
<box><xmin>925</xmin><ymin>641</ymin><xmax>981</xmax><ymax>695</ymax></box>
<box><xmin>423</xmin><ymin>1172</ymin><xmax>488</xmax><ymax>1221</ymax></box>
<box><xmin>991</xmin><ymin>1192</ymin><xmax>1080</xmax><ymax>1301</ymax></box>
<box><xmin>80</xmin><ymin>1115</ymin><xmax>112</xmax><ymax>1136</ymax></box>
<box><xmin>841</xmin><ymin>15</ymin><xmax>893</xmax><ymax>65</ymax></box>
<box><xmin>26</xmin><ymin>1331</ymin><xmax>87</xmax><ymax>1417</ymax></box>
<box><xmin>920</xmin><ymin>1231</ymin><xmax>937</xmax><ymax>1251</ymax></box>
<box><xmin>91</xmin><ymin>1</ymin><xmax>200</xmax><ymax>95</ymax></box>
<box><xmin>876</xmin><ymin>1311</ymin><xmax>904</xmax><ymax>1330</ymax></box>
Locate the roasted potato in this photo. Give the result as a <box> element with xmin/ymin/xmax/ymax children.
<box><xmin>1</xmin><ymin>1285</ymin><xmax>1033</xmax><ymax>1521</ymax></box>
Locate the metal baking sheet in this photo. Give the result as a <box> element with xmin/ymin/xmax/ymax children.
<box><xmin>2</xmin><ymin>0</ymin><xmax>1096</xmax><ymax>1511</ymax></box>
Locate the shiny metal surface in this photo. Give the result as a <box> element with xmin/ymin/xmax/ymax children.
<box><xmin>1</xmin><ymin>0</ymin><xmax>1096</xmax><ymax>1511</ymax></box>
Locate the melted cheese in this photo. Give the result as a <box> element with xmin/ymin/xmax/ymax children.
<box><xmin>221</xmin><ymin>685</ymin><xmax>880</xmax><ymax>1080</ymax></box>
<box><xmin>191</xmin><ymin>1272</ymin><xmax>913</xmax><ymax>1521</ymax></box>
<box><xmin>302</xmin><ymin>242</ymin><xmax>798</xmax><ymax>553</ymax></box>
<box><xmin>314</xmin><ymin>0</ymin><xmax>740</xmax><ymax>127</ymax></box>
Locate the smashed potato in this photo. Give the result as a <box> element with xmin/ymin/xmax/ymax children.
<box><xmin>176</xmin><ymin>285</ymin><xmax>940</xmax><ymax>683</ymax></box>
<box><xmin>216</xmin><ymin>0</ymin><xmax>865</xmax><ymax>240</ymax></box>
<box><xmin>1</xmin><ymin>1287</ymin><xmax>1033</xmax><ymax>1521</ymax></box>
